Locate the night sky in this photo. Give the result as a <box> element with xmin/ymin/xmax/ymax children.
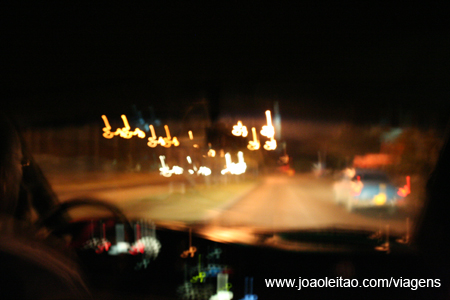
<box><xmin>2</xmin><ymin>2</ymin><xmax>449</xmax><ymax>127</ymax></box>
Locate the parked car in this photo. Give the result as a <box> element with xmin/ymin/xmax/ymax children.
<box><xmin>333</xmin><ymin>168</ymin><xmax>401</xmax><ymax>213</ymax></box>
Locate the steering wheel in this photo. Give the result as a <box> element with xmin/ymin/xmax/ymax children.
<box><xmin>35</xmin><ymin>198</ymin><xmax>135</xmax><ymax>243</ymax></box>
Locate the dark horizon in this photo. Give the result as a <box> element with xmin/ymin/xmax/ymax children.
<box><xmin>2</xmin><ymin>3</ymin><xmax>449</xmax><ymax>128</ymax></box>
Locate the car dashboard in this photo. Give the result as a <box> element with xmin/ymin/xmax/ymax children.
<box><xmin>65</xmin><ymin>218</ymin><xmax>441</xmax><ymax>300</ymax></box>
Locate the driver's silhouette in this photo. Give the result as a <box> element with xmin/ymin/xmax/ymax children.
<box><xmin>0</xmin><ymin>113</ymin><xmax>90</xmax><ymax>299</ymax></box>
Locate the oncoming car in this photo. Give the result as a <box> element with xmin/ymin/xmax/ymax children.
<box><xmin>333</xmin><ymin>168</ymin><xmax>402</xmax><ymax>213</ymax></box>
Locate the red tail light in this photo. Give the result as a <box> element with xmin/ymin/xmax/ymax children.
<box><xmin>397</xmin><ymin>175</ymin><xmax>411</xmax><ymax>197</ymax></box>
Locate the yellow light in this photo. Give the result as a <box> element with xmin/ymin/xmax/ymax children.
<box><xmin>207</xmin><ymin>149</ymin><xmax>216</xmax><ymax>157</ymax></box>
<box><xmin>247</xmin><ymin>127</ymin><xmax>260</xmax><ymax>151</ymax></box>
<box><xmin>101</xmin><ymin>115</ymin><xmax>146</xmax><ymax>139</ymax></box>
<box><xmin>266</xmin><ymin>110</ymin><xmax>272</xmax><ymax>126</ymax></box>
<box><xmin>188</xmin><ymin>131</ymin><xmax>194</xmax><ymax>140</ymax></box>
<box><xmin>225</xmin><ymin>153</ymin><xmax>231</xmax><ymax>167</ymax></box>
<box><xmin>121</xmin><ymin>114</ymin><xmax>131</xmax><ymax>130</ymax></box>
<box><xmin>122</xmin><ymin>117</ymin><xmax>131</xmax><ymax>137</ymax></box>
<box><xmin>261</xmin><ymin>110</ymin><xmax>275</xmax><ymax>138</ymax></box>
<box><xmin>136</xmin><ymin>130</ymin><xmax>146</xmax><ymax>138</ymax></box>
<box><xmin>150</xmin><ymin>125</ymin><xmax>157</xmax><ymax>138</ymax></box>
<box><xmin>263</xmin><ymin>137</ymin><xmax>277</xmax><ymax>151</ymax></box>
<box><xmin>237</xmin><ymin>151</ymin><xmax>244</xmax><ymax>163</ymax></box>
<box><xmin>172</xmin><ymin>166</ymin><xmax>184</xmax><ymax>175</ymax></box>
<box><xmin>159</xmin><ymin>155</ymin><xmax>184</xmax><ymax>177</ymax></box>
<box><xmin>232</xmin><ymin>121</ymin><xmax>248</xmax><ymax>137</ymax></box>
<box><xmin>186</xmin><ymin>156</ymin><xmax>211</xmax><ymax>176</ymax></box>
<box><xmin>147</xmin><ymin>125</ymin><xmax>158</xmax><ymax>147</ymax></box>
<box><xmin>374</xmin><ymin>193</ymin><xmax>387</xmax><ymax>205</ymax></box>
<box><xmin>147</xmin><ymin>124</ymin><xmax>180</xmax><ymax>148</ymax></box>
<box><xmin>101</xmin><ymin>115</ymin><xmax>114</xmax><ymax>139</ymax></box>
<box><xmin>164</xmin><ymin>125</ymin><xmax>171</xmax><ymax>139</ymax></box>
<box><xmin>198</xmin><ymin>166</ymin><xmax>211</xmax><ymax>176</ymax></box>
<box><xmin>158</xmin><ymin>136</ymin><xmax>166</xmax><ymax>146</ymax></box>
<box><xmin>162</xmin><ymin>125</ymin><xmax>179</xmax><ymax>148</ymax></box>
<box><xmin>257</xmin><ymin>110</ymin><xmax>277</xmax><ymax>151</ymax></box>
<box><xmin>221</xmin><ymin>152</ymin><xmax>247</xmax><ymax>175</ymax></box>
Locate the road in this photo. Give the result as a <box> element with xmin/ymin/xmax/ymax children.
<box><xmin>50</xmin><ymin>172</ymin><xmax>258</xmax><ymax>222</ymax></box>
<box><xmin>201</xmin><ymin>173</ymin><xmax>413</xmax><ymax>236</ymax></box>
<box><xmin>52</xmin><ymin>172</ymin><xmax>414</xmax><ymax>236</ymax></box>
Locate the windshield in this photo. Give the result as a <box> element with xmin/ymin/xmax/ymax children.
<box><xmin>2</xmin><ymin>3</ymin><xmax>448</xmax><ymax>245</ymax></box>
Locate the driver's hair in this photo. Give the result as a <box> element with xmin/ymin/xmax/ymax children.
<box><xmin>0</xmin><ymin>113</ymin><xmax>64</xmax><ymax>225</ymax></box>
<box><xmin>0</xmin><ymin>113</ymin><xmax>90</xmax><ymax>299</ymax></box>
<box><xmin>0</xmin><ymin>113</ymin><xmax>22</xmax><ymax>217</ymax></box>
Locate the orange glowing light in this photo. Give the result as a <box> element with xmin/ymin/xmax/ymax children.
<box><xmin>101</xmin><ymin>115</ymin><xmax>114</xmax><ymax>139</ymax></box>
<box><xmin>181</xmin><ymin>228</ymin><xmax>197</xmax><ymax>258</ymax></box>
<box><xmin>263</xmin><ymin>137</ymin><xmax>277</xmax><ymax>151</ymax></box>
<box><xmin>158</xmin><ymin>136</ymin><xmax>166</xmax><ymax>146</ymax></box>
<box><xmin>164</xmin><ymin>125</ymin><xmax>171</xmax><ymax>138</ymax></box>
<box><xmin>147</xmin><ymin>124</ymin><xmax>179</xmax><ymax>148</ymax></box>
<box><xmin>147</xmin><ymin>125</ymin><xmax>158</xmax><ymax>147</ymax></box>
<box><xmin>121</xmin><ymin>114</ymin><xmax>131</xmax><ymax>133</ymax></box>
<box><xmin>188</xmin><ymin>131</ymin><xmax>194</xmax><ymax>140</ymax></box>
<box><xmin>208</xmin><ymin>149</ymin><xmax>216</xmax><ymax>157</ymax></box>
<box><xmin>181</xmin><ymin>246</ymin><xmax>197</xmax><ymax>258</ymax></box>
<box><xmin>259</xmin><ymin>110</ymin><xmax>277</xmax><ymax>151</ymax></box>
<box><xmin>101</xmin><ymin>115</ymin><xmax>146</xmax><ymax>139</ymax></box>
<box><xmin>247</xmin><ymin>127</ymin><xmax>260</xmax><ymax>151</ymax></box>
<box><xmin>162</xmin><ymin>125</ymin><xmax>179</xmax><ymax>147</ymax></box>
<box><xmin>397</xmin><ymin>176</ymin><xmax>411</xmax><ymax>197</ymax></box>
<box><xmin>232</xmin><ymin>121</ymin><xmax>248</xmax><ymax>137</ymax></box>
